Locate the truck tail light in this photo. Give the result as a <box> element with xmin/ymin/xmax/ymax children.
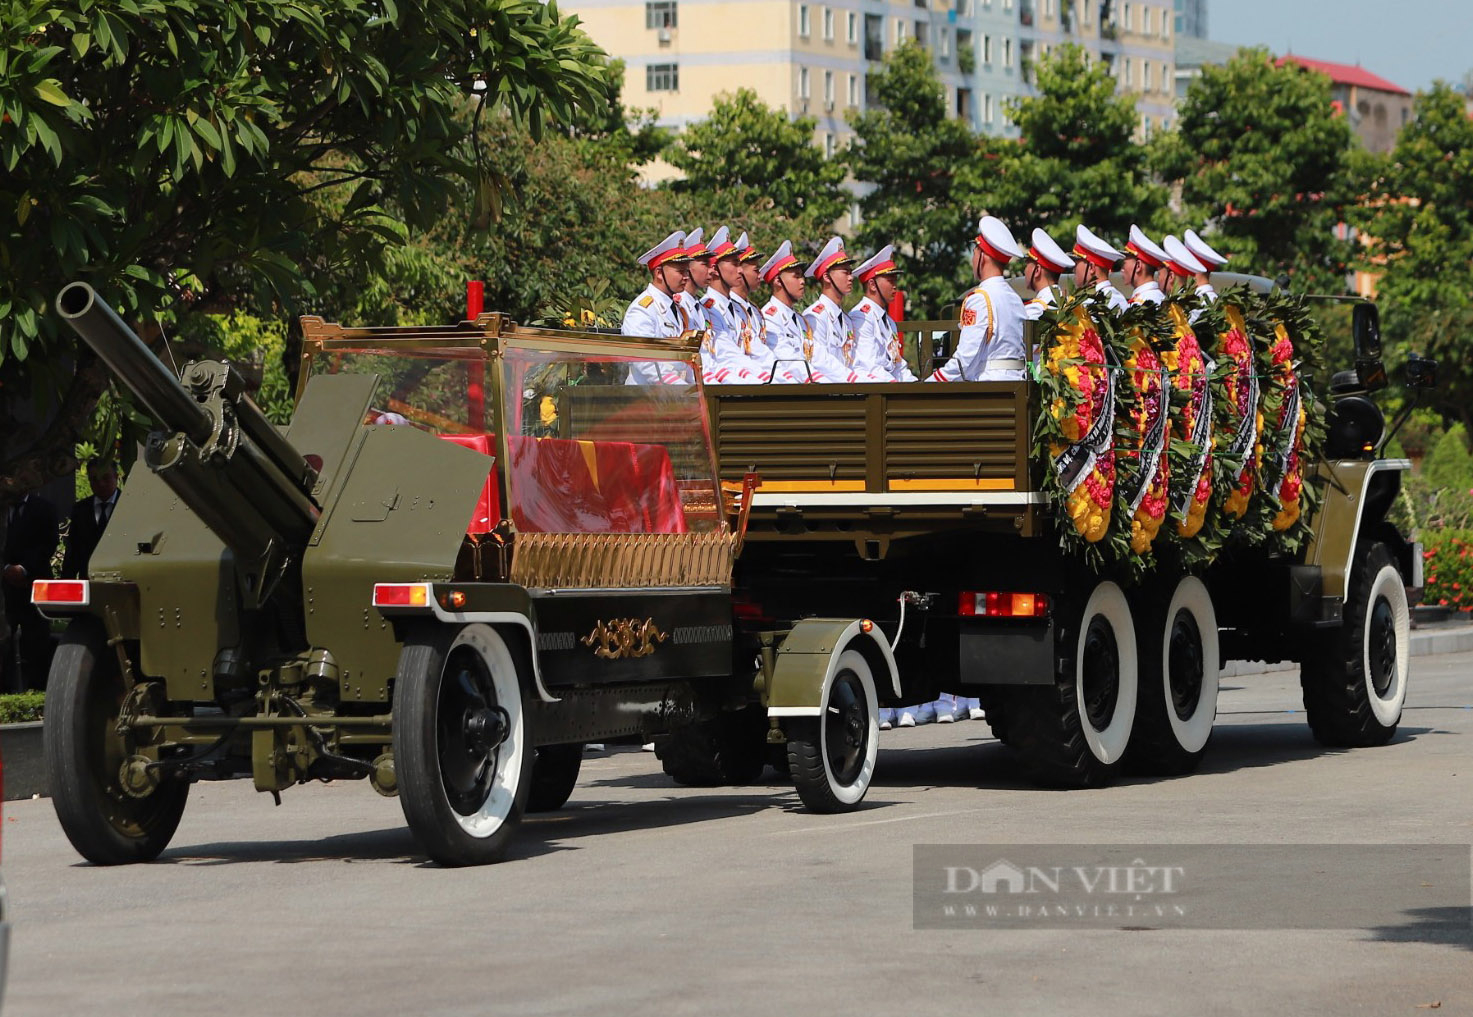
<box><xmin>373</xmin><ymin>583</ymin><xmax>431</xmax><ymax>608</ymax></box>
<box><xmin>958</xmin><ymin>591</ymin><xmax>1050</xmax><ymax>618</ymax></box>
<box><xmin>32</xmin><ymin>580</ymin><xmax>89</xmax><ymax>606</ymax></box>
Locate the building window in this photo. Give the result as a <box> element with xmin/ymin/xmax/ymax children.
<box><xmin>825</xmin><ymin>69</ymin><xmax>834</xmax><ymax>103</ymax></box>
<box><xmin>915</xmin><ymin>20</ymin><xmax>928</xmax><ymax>47</ymax></box>
<box><xmin>850</xmin><ymin>202</ymin><xmax>862</xmax><ymax>229</ymax></box>
<box><xmin>823</xmin><ymin>7</ymin><xmax>834</xmax><ymax>40</ymax></box>
<box><xmin>982</xmin><ymin>34</ymin><xmax>992</xmax><ymax>63</ymax></box>
<box><xmin>825</xmin><ymin>133</ymin><xmax>836</xmax><ymax>157</ymax></box>
<box><xmin>1162</xmin><ymin>62</ymin><xmax>1170</xmax><ymax>91</ymax></box>
<box><xmin>1083</xmin><ymin>0</ymin><xmax>1091</xmax><ymax>23</ymax></box>
<box><xmin>956</xmin><ymin>86</ymin><xmax>972</xmax><ymax>120</ymax></box>
<box><xmin>1003</xmin><ymin>0</ymin><xmax>1012</xmax><ymax>10</ymax></box>
<box><xmin>1044</xmin><ymin>0</ymin><xmax>1054</xmax><ymax>15</ymax></box>
<box><xmin>645</xmin><ymin>0</ymin><xmax>677</xmax><ymax>28</ymax></box>
<box><xmin>1144</xmin><ymin>6</ymin><xmax>1152</xmax><ymax>34</ymax></box>
<box><xmin>895</xmin><ymin>18</ymin><xmax>907</xmax><ymax>43</ymax></box>
<box><xmin>960</xmin><ymin>0</ymin><xmax>974</xmax><ymax>13</ymax></box>
<box><xmin>1122</xmin><ymin>57</ymin><xmax>1132</xmax><ymax>88</ymax></box>
<box><xmin>940</xmin><ymin>27</ymin><xmax>950</xmax><ymax>58</ymax></box>
<box><xmin>847</xmin><ymin>11</ymin><xmax>858</xmax><ymax>43</ymax></box>
<box><xmin>849</xmin><ymin>73</ymin><xmax>860</xmax><ymax>107</ymax></box>
<box><xmin>1003</xmin><ymin>37</ymin><xmax>1013</xmax><ymax>68</ymax></box>
<box><xmin>646</xmin><ymin>62</ymin><xmax>678</xmax><ymax>91</ymax></box>
<box><xmin>800</xmin><ymin>66</ymin><xmax>810</xmax><ymax>98</ymax></box>
<box><xmin>1143</xmin><ymin>61</ymin><xmax>1152</xmax><ymax>91</ymax></box>
<box><xmin>1162</xmin><ymin>12</ymin><xmax>1170</xmax><ymax>39</ymax></box>
<box><xmin>983</xmin><ymin>92</ymin><xmax>994</xmax><ymax>122</ymax></box>
<box><xmin>799</xmin><ymin>4</ymin><xmax>810</xmax><ymax>37</ymax></box>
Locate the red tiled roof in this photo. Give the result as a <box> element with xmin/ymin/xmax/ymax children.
<box><xmin>1276</xmin><ymin>54</ymin><xmax>1411</xmax><ymax>96</ymax></box>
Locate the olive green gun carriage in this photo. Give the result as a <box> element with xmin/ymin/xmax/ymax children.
<box><xmin>40</xmin><ymin>284</ymin><xmax>899</xmax><ymax>867</ymax></box>
<box><xmin>708</xmin><ymin>273</ymin><xmax>1430</xmax><ymax>787</ymax></box>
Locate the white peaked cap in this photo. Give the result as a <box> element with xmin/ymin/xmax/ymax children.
<box><xmin>1028</xmin><ymin>228</ymin><xmax>1075</xmax><ymax>274</ymax></box>
<box><xmin>735</xmin><ymin>231</ymin><xmax>751</xmax><ymax>251</ymax></box>
<box><xmin>682</xmin><ymin>226</ymin><xmax>707</xmax><ymax>256</ymax></box>
<box><xmin>1074</xmin><ymin>224</ymin><xmax>1124</xmax><ymax>267</ymax></box>
<box><xmin>706</xmin><ymin>225</ymin><xmax>736</xmax><ymax>257</ymax></box>
<box><xmin>976</xmin><ymin>216</ymin><xmax>1025</xmax><ymax>262</ymax></box>
<box><xmin>638</xmin><ymin>231</ymin><xmax>687</xmax><ymax>267</ymax></box>
<box><xmin>805</xmin><ymin>235</ymin><xmax>854</xmax><ymax>278</ymax></box>
<box><xmin>1184</xmin><ymin>228</ymin><xmax>1229</xmax><ymax>267</ymax></box>
<box><xmin>1163</xmin><ymin>235</ymin><xmax>1207</xmax><ymax>275</ymax></box>
<box><xmin>1126</xmin><ymin>224</ymin><xmax>1169</xmax><ymax>268</ymax></box>
<box><xmin>759</xmin><ymin>239</ymin><xmax>799</xmax><ymax>283</ymax></box>
<box><xmin>855</xmin><ymin>244</ymin><xmax>899</xmax><ymax>282</ymax></box>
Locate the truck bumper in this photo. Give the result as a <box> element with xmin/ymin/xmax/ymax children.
<box><xmin>958</xmin><ymin>618</ymin><xmax>1055</xmax><ymax>686</ymax></box>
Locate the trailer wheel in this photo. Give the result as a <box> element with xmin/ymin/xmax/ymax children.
<box><xmin>1008</xmin><ymin>580</ymin><xmax>1138</xmax><ymax>787</ymax></box>
<box><xmin>786</xmin><ymin>649</ymin><xmax>878</xmax><ymax>812</ymax></box>
<box><xmin>394</xmin><ymin>624</ymin><xmax>531</xmax><ymax>866</ymax></box>
<box><xmin>1125</xmin><ymin>575</ymin><xmax>1219</xmax><ymax>775</ymax></box>
<box><xmin>526</xmin><ymin>744</ymin><xmax>583</xmax><ymax>813</ymax></box>
<box><xmin>45</xmin><ymin>619</ymin><xmax>189</xmax><ymax>865</ymax></box>
<box><xmin>658</xmin><ymin>707</ymin><xmax>768</xmax><ymax>787</ymax></box>
<box><xmin>1301</xmin><ymin>541</ymin><xmax>1409</xmax><ymax>747</ymax></box>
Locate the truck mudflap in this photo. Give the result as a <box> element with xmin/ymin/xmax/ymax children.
<box><xmin>765</xmin><ymin>618</ymin><xmax>903</xmax><ymax>716</ymax></box>
<box><xmin>958</xmin><ymin>617</ymin><xmax>1056</xmax><ymax>686</ymax></box>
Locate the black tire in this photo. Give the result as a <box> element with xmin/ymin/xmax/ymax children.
<box><xmin>1006</xmin><ymin>580</ymin><xmax>1138</xmax><ymax>788</ymax></box>
<box><xmin>393</xmin><ymin>624</ymin><xmax>531</xmax><ymax>866</ymax></box>
<box><xmin>526</xmin><ymin>744</ymin><xmax>583</xmax><ymax>813</ymax></box>
<box><xmin>45</xmin><ymin>619</ymin><xmax>188</xmax><ymax>864</ymax></box>
<box><xmin>1301</xmin><ymin>541</ymin><xmax>1409</xmax><ymax>747</ymax></box>
<box><xmin>975</xmin><ymin>690</ymin><xmax>1013</xmax><ymax>745</ymax></box>
<box><xmin>786</xmin><ymin>648</ymin><xmax>878</xmax><ymax>813</ymax></box>
<box><xmin>658</xmin><ymin>707</ymin><xmax>769</xmax><ymax>787</ymax></box>
<box><xmin>1125</xmin><ymin>574</ymin><xmax>1219</xmax><ymax>776</ymax></box>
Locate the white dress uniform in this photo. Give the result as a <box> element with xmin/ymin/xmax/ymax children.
<box><xmin>929</xmin><ymin>217</ymin><xmax>1028</xmax><ymax>382</ymax></box>
<box><xmin>1128</xmin><ymin>281</ymin><xmax>1166</xmax><ymax>306</ymax></box>
<box><xmin>1073</xmin><ymin>225</ymin><xmax>1128</xmax><ymax>313</ymax></box>
<box><xmin>729</xmin><ymin>289</ymin><xmax>782</xmax><ymax>382</ymax></box>
<box><xmin>699</xmin><ymin>286</ymin><xmax>756</xmax><ymax>384</ymax></box>
<box><xmin>848</xmin><ymin>297</ymin><xmax>915</xmax><ymax>382</ymax></box>
<box><xmin>622</xmin><ymin>230</ymin><xmax>695</xmax><ymax>385</ymax></box>
<box><xmin>756</xmin><ymin>240</ymin><xmax>831</xmax><ymax>382</ymax></box>
<box><xmin>1024</xmin><ymin>284</ymin><xmax>1058</xmax><ymax>321</ymax></box>
<box><xmin>803</xmin><ymin>293</ymin><xmax>871</xmax><ymax>383</ymax></box>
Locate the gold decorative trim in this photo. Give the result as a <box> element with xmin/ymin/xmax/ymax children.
<box><xmin>509</xmin><ymin>530</ymin><xmax>736</xmax><ymax>589</ymax></box>
<box><xmin>580</xmin><ymin>618</ymin><xmax>669</xmax><ymax>659</ymax></box>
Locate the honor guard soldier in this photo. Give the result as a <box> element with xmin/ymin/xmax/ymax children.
<box><xmin>1184</xmin><ymin>229</ymin><xmax>1229</xmax><ymax>303</ymax></box>
<box><xmin>848</xmin><ymin>244</ymin><xmax>916</xmax><ymax>383</ymax></box>
<box><xmin>928</xmin><ymin>216</ymin><xmax>1028</xmax><ymax>383</ymax></box>
<box><xmin>803</xmin><ymin>236</ymin><xmax>872</xmax><ymax>383</ymax></box>
<box><xmin>760</xmin><ymin>240</ymin><xmax>830</xmax><ymax>382</ymax></box>
<box><xmin>1023</xmin><ymin>228</ymin><xmax>1075</xmax><ymax>320</ymax></box>
<box><xmin>1162</xmin><ymin>235</ymin><xmax>1208</xmax><ymax>297</ymax></box>
<box><xmin>1123</xmin><ymin>225</ymin><xmax>1168</xmax><ymax>306</ymax></box>
<box><xmin>697</xmin><ymin>226</ymin><xmax>759</xmax><ymax>384</ymax></box>
<box><xmin>728</xmin><ymin>232</ymin><xmax>784</xmax><ymax>381</ymax></box>
<box><xmin>622</xmin><ymin>230</ymin><xmax>696</xmax><ymax>385</ymax></box>
<box><xmin>1073</xmin><ymin>225</ymin><xmax>1128</xmax><ymax>312</ymax></box>
<box><xmin>677</xmin><ymin>227</ymin><xmax>711</xmax><ymax>332</ymax></box>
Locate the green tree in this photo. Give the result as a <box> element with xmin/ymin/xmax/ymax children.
<box><xmin>0</xmin><ymin>0</ymin><xmax>609</xmax><ymax>496</ymax></box>
<box><xmin>1355</xmin><ymin>83</ymin><xmax>1473</xmax><ymax>432</ymax></box>
<box><xmin>963</xmin><ymin>44</ymin><xmax>1164</xmax><ymax>244</ymax></box>
<box><xmin>848</xmin><ymin>41</ymin><xmax>979</xmax><ymax>317</ymax></box>
<box><xmin>1153</xmin><ymin>48</ymin><xmax>1365</xmax><ymax>291</ymax></box>
<box><xmin>664</xmin><ymin>88</ymin><xmax>849</xmax><ymax>229</ymax></box>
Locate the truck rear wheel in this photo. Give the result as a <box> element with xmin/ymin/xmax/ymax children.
<box><xmin>658</xmin><ymin>708</ymin><xmax>768</xmax><ymax>787</ymax></box>
<box><xmin>393</xmin><ymin>624</ymin><xmax>531</xmax><ymax>866</ymax></box>
<box><xmin>1125</xmin><ymin>575</ymin><xmax>1219</xmax><ymax>775</ymax></box>
<box><xmin>1007</xmin><ymin>580</ymin><xmax>1138</xmax><ymax>787</ymax></box>
<box><xmin>1301</xmin><ymin>542</ymin><xmax>1409</xmax><ymax>747</ymax></box>
<box><xmin>786</xmin><ymin>649</ymin><xmax>878</xmax><ymax>812</ymax></box>
<box><xmin>526</xmin><ymin>744</ymin><xmax>583</xmax><ymax>813</ymax></box>
<box><xmin>45</xmin><ymin>619</ymin><xmax>189</xmax><ymax>865</ymax></box>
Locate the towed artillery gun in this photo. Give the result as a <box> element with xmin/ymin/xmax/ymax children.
<box><xmin>39</xmin><ymin>283</ymin><xmax>898</xmax><ymax>866</ymax></box>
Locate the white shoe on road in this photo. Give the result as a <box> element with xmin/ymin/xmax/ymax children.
<box><xmin>897</xmin><ymin>711</ymin><xmax>917</xmax><ymax>728</ymax></box>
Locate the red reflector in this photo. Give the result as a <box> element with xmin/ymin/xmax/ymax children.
<box><xmin>958</xmin><ymin>591</ymin><xmax>1049</xmax><ymax>618</ymax></box>
<box><xmin>372</xmin><ymin>583</ymin><xmax>430</xmax><ymax>608</ymax></box>
<box><xmin>32</xmin><ymin>580</ymin><xmax>88</xmax><ymax>605</ymax></box>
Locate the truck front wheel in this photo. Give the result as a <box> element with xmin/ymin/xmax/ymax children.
<box><xmin>526</xmin><ymin>744</ymin><xmax>583</xmax><ymax>813</ymax></box>
<box><xmin>786</xmin><ymin>649</ymin><xmax>878</xmax><ymax>812</ymax></box>
<box><xmin>1301</xmin><ymin>542</ymin><xmax>1409</xmax><ymax>747</ymax></box>
<box><xmin>394</xmin><ymin>624</ymin><xmax>531</xmax><ymax>866</ymax></box>
<box><xmin>1007</xmin><ymin>580</ymin><xmax>1138</xmax><ymax>787</ymax></box>
<box><xmin>1125</xmin><ymin>575</ymin><xmax>1219</xmax><ymax>775</ymax></box>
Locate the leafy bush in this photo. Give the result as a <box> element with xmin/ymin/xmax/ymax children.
<box><xmin>1393</xmin><ymin>425</ymin><xmax>1473</xmax><ymax>536</ymax></box>
<box><xmin>0</xmin><ymin>691</ymin><xmax>46</xmax><ymax>725</ymax></box>
<box><xmin>1423</xmin><ymin>529</ymin><xmax>1473</xmax><ymax>611</ymax></box>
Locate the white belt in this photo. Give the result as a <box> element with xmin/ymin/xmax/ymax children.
<box><xmin>986</xmin><ymin>358</ymin><xmax>1025</xmax><ymax>370</ymax></box>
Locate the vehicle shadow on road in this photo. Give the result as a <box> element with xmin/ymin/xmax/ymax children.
<box><xmin>152</xmin><ymin>826</ymin><xmax>426</xmax><ymax>866</ymax></box>
<box><xmin>1173</xmin><ymin>722</ymin><xmax>1435</xmax><ymax>781</ymax></box>
<box><xmin>1363</xmin><ymin>907</ymin><xmax>1473</xmax><ymax>951</ymax></box>
<box><xmin>520</xmin><ymin>790</ymin><xmax>804</xmax><ymax>846</ymax></box>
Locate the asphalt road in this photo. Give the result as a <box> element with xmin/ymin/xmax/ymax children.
<box><xmin>4</xmin><ymin>652</ymin><xmax>1471</xmax><ymax>1017</ymax></box>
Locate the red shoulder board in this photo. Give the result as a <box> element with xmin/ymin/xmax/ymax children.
<box><xmin>858</xmin><ymin>302</ymin><xmax>871</xmax><ymax>313</ymax></box>
<box><xmin>960</xmin><ymin>308</ymin><xmax>978</xmax><ymax>326</ymax></box>
<box><xmin>764</xmin><ymin>306</ymin><xmax>777</xmax><ymax>316</ymax></box>
<box><xmin>703</xmin><ymin>297</ymin><xmax>715</xmax><ymax>308</ymax></box>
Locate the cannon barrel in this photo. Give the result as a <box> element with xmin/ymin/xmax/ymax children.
<box><xmin>56</xmin><ymin>282</ymin><xmax>321</xmax><ymax>607</ymax></box>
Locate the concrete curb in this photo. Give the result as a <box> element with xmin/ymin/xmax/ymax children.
<box><xmin>1222</xmin><ymin>624</ymin><xmax>1473</xmax><ymax>677</ymax></box>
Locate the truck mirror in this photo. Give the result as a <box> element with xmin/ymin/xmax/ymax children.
<box><xmin>1352</xmin><ymin>302</ymin><xmax>1382</xmax><ymax>359</ymax></box>
<box><xmin>1405</xmin><ymin>352</ymin><xmax>1438</xmax><ymax>390</ymax></box>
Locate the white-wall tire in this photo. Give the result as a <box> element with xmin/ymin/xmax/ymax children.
<box><xmin>787</xmin><ymin>648</ymin><xmax>879</xmax><ymax>812</ymax></box>
<box><xmin>1125</xmin><ymin>574</ymin><xmax>1218</xmax><ymax>775</ymax></box>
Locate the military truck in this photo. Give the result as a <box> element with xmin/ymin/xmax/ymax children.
<box><xmin>708</xmin><ymin>274</ymin><xmax>1432</xmax><ymax>786</ymax></box>
<box><xmin>38</xmin><ymin>284</ymin><xmax>897</xmax><ymax>867</ymax></box>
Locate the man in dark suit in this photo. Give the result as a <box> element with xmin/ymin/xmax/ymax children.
<box><xmin>2</xmin><ymin>491</ymin><xmax>60</xmax><ymax>691</ymax></box>
<box><xmin>62</xmin><ymin>460</ymin><xmax>120</xmax><ymax>581</ymax></box>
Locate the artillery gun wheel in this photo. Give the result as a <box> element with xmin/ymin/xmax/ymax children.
<box><xmin>785</xmin><ymin>649</ymin><xmax>878</xmax><ymax>813</ymax></box>
<box><xmin>394</xmin><ymin>624</ymin><xmax>531</xmax><ymax>866</ymax></box>
<box><xmin>526</xmin><ymin>744</ymin><xmax>583</xmax><ymax>813</ymax></box>
<box><xmin>45</xmin><ymin>619</ymin><xmax>189</xmax><ymax>865</ymax></box>
<box><xmin>658</xmin><ymin>707</ymin><xmax>769</xmax><ymax>787</ymax></box>
<box><xmin>1301</xmin><ymin>541</ymin><xmax>1409</xmax><ymax>747</ymax></box>
<box><xmin>1124</xmin><ymin>575</ymin><xmax>1219</xmax><ymax>776</ymax></box>
<box><xmin>1006</xmin><ymin>580</ymin><xmax>1138</xmax><ymax>788</ymax></box>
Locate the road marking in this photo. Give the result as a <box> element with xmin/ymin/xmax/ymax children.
<box><xmin>771</xmin><ymin>808</ymin><xmax>984</xmax><ymax>836</ymax></box>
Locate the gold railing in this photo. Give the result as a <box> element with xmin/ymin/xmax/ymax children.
<box><xmin>509</xmin><ymin>530</ymin><xmax>736</xmax><ymax>589</ymax></box>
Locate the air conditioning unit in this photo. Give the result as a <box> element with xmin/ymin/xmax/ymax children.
<box><xmin>657</xmin><ymin>27</ymin><xmax>671</xmax><ymax>43</ymax></box>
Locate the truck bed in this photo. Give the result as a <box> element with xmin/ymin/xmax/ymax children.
<box><xmin>708</xmin><ymin>381</ymin><xmax>1043</xmax><ymax>541</ymax></box>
